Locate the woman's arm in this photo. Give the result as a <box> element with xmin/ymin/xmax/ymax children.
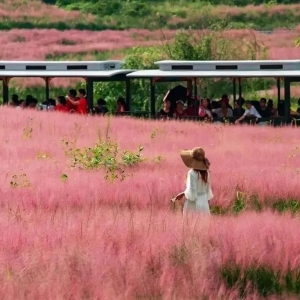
<box><xmin>235</xmin><ymin>114</ymin><xmax>246</xmax><ymax>123</ymax></box>
<box><xmin>67</xmin><ymin>97</ymin><xmax>79</xmax><ymax>106</ymax></box>
<box><xmin>174</xmin><ymin>192</ymin><xmax>185</xmax><ymax>200</ymax></box>
<box><xmin>163</xmin><ymin>90</ymin><xmax>170</xmax><ymax>102</ymax></box>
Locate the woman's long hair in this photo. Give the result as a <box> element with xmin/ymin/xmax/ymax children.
<box><xmin>193</xmin><ymin>170</ymin><xmax>208</xmax><ymax>183</ymax></box>
<box><xmin>193</xmin><ymin>157</ymin><xmax>210</xmax><ymax>183</ymax></box>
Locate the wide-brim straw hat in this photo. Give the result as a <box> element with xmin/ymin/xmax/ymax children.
<box><xmin>180</xmin><ymin>147</ymin><xmax>209</xmax><ymax>170</ymax></box>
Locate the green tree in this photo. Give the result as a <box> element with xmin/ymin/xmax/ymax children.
<box><xmin>92</xmin><ymin>27</ymin><xmax>268</xmax><ymax>112</ymax></box>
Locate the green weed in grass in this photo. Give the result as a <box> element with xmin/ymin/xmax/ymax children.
<box><xmin>222</xmin><ymin>265</ymin><xmax>300</xmax><ymax>297</ymax></box>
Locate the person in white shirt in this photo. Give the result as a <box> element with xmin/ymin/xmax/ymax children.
<box><xmin>212</xmin><ymin>99</ymin><xmax>233</xmax><ymax>118</ymax></box>
<box><xmin>172</xmin><ymin>147</ymin><xmax>213</xmax><ymax>214</ymax></box>
<box><xmin>235</xmin><ymin>100</ymin><xmax>261</xmax><ymax>124</ymax></box>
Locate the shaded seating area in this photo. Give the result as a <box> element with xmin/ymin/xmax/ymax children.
<box><xmin>127</xmin><ymin>59</ymin><xmax>300</xmax><ymax>125</ymax></box>
<box><xmin>1</xmin><ymin>59</ymin><xmax>300</xmax><ymax>126</ymax></box>
<box><xmin>0</xmin><ymin>60</ymin><xmax>134</xmax><ymax>113</ymax></box>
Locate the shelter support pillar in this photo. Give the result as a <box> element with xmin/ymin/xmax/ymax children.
<box><xmin>43</xmin><ymin>77</ymin><xmax>51</xmax><ymax>104</ymax></box>
<box><xmin>193</xmin><ymin>78</ymin><xmax>197</xmax><ymax>99</ymax></box>
<box><xmin>284</xmin><ymin>77</ymin><xmax>290</xmax><ymax>123</ymax></box>
<box><xmin>2</xmin><ymin>77</ymin><xmax>10</xmax><ymax>104</ymax></box>
<box><xmin>150</xmin><ymin>78</ymin><xmax>156</xmax><ymax>117</ymax></box>
<box><xmin>187</xmin><ymin>80</ymin><xmax>192</xmax><ymax>98</ymax></box>
<box><xmin>276</xmin><ymin>78</ymin><xmax>281</xmax><ymax>104</ymax></box>
<box><xmin>125</xmin><ymin>79</ymin><xmax>131</xmax><ymax>112</ymax></box>
<box><xmin>232</xmin><ymin>78</ymin><xmax>236</xmax><ymax>102</ymax></box>
<box><xmin>86</xmin><ymin>78</ymin><xmax>94</xmax><ymax>113</ymax></box>
<box><xmin>237</xmin><ymin>78</ymin><xmax>243</xmax><ymax>116</ymax></box>
<box><xmin>238</xmin><ymin>78</ymin><xmax>242</xmax><ymax>99</ymax></box>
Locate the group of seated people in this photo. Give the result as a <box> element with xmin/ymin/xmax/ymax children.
<box><xmin>8</xmin><ymin>89</ymin><xmax>88</xmax><ymax>114</ymax></box>
<box><xmin>158</xmin><ymin>94</ymin><xmax>300</xmax><ymax>123</ymax></box>
<box><xmin>8</xmin><ymin>89</ymin><xmax>128</xmax><ymax>116</ymax></box>
<box><xmin>8</xmin><ymin>88</ymin><xmax>300</xmax><ymax>123</ymax></box>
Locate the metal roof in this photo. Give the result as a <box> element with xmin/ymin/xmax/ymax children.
<box><xmin>155</xmin><ymin>60</ymin><xmax>300</xmax><ymax>71</ymax></box>
<box><xmin>127</xmin><ymin>70</ymin><xmax>300</xmax><ymax>78</ymax></box>
<box><xmin>0</xmin><ymin>60</ymin><xmax>123</xmax><ymax>71</ymax></box>
<box><xmin>0</xmin><ymin>69</ymin><xmax>132</xmax><ymax>78</ymax></box>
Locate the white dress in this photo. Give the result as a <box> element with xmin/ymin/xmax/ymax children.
<box><xmin>183</xmin><ymin>169</ymin><xmax>214</xmax><ymax>213</ymax></box>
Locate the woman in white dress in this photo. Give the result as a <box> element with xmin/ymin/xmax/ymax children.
<box><xmin>172</xmin><ymin>147</ymin><xmax>213</xmax><ymax>214</ymax></box>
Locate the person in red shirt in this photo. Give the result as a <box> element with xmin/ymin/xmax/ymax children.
<box><xmin>66</xmin><ymin>89</ymin><xmax>78</xmax><ymax>112</ymax></box>
<box><xmin>116</xmin><ymin>97</ymin><xmax>126</xmax><ymax>113</ymax></box>
<box><xmin>185</xmin><ymin>98</ymin><xmax>197</xmax><ymax>116</ymax></box>
<box><xmin>55</xmin><ymin>96</ymin><xmax>69</xmax><ymax>113</ymax></box>
<box><xmin>173</xmin><ymin>100</ymin><xmax>187</xmax><ymax>119</ymax></box>
<box><xmin>67</xmin><ymin>89</ymin><xmax>88</xmax><ymax>115</ymax></box>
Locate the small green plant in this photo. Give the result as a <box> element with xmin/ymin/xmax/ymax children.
<box><xmin>222</xmin><ymin>265</ymin><xmax>300</xmax><ymax>297</ymax></box>
<box><xmin>62</xmin><ymin>137</ymin><xmax>144</xmax><ymax>182</ymax></box>
<box><xmin>60</xmin><ymin>174</ymin><xmax>68</xmax><ymax>182</ymax></box>
<box><xmin>122</xmin><ymin>146</ymin><xmax>143</xmax><ymax>165</ymax></box>
<box><xmin>10</xmin><ymin>173</ymin><xmax>31</xmax><ymax>188</ymax></box>
<box><xmin>232</xmin><ymin>191</ymin><xmax>246</xmax><ymax>214</ymax></box>
<box><xmin>272</xmin><ymin>199</ymin><xmax>300</xmax><ymax>214</ymax></box>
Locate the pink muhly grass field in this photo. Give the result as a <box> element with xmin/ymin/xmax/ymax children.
<box><xmin>2</xmin><ymin>207</ymin><xmax>300</xmax><ymax>299</ymax></box>
<box><xmin>1</xmin><ymin>106</ymin><xmax>300</xmax><ymax>211</ymax></box>
<box><xmin>0</xmin><ymin>28</ymin><xmax>298</xmax><ymax>61</ymax></box>
<box><xmin>1</xmin><ymin>107</ymin><xmax>300</xmax><ymax>298</ymax></box>
<box><xmin>0</xmin><ymin>0</ymin><xmax>95</xmax><ymax>23</ymax></box>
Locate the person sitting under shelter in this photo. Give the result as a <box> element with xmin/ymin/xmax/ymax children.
<box><xmin>235</xmin><ymin>100</ymin><xmax>261</xmax><ymax>124</ymax></box>
<box><xmin>55</xmin><ymin>96</ymin><xmax>69</xmax><ymax>113</ymax></box>
<box><xmin>173</xmin><ymin>100</ymin><xmax>187</xmax><ymax>119</ymax></box>
<box><xmin>212</xmin><ymin>98</ymin><xmax>233</xmax><ymax>118</ymax></box>
<box><xmin>66</xmin><ymin>89</ymin><xmax>87</xmax><ymax>114</ymax></box>
<box><xmin>158</xmin><ymin>100</ymin><xmax>173</xmax><ymax>119</ymax></box>
<box><xmin>66</xmin><ymin>89</ymin><xmax>78</xmax><ymax>113</ymax></box>
<box><xmin>9</xmin><ymin>94</ymin><xmax>19</xmax><ymax>107</ymax></box>
<box><xmin>19</xmin><ymin>99</ymin><xmax>25</xmax><ymax>109</ymax></box>
<box><xmin>27</xmin><ymin>97</ymin><xmax>38</xmax><ymax>109</ymax></box>
<box><xmin>116</xmin><ymin>97</ymin><xmax>126</xmax><ymax>113</ymax></box>
<box><xmin>185</xmin><ymin>98</ymin><xmax>197</xmax><ymax>116</ymax></box>
<box><xmin>95</xmin><ymin>98</ymin><xmax>109</xmax><ymax>115</ymax></box>
<box><xmin>25</xmin><ymin>95</ymin><xmax>34</xmax><ymax>108</ymax></box>
<box><xmin>198</xmin><ymin>98</ymin><xmax>212</xmax><ymax>120</ymax></box>
<box><xmin>233</xmin><ymin>100</ymin><xmax>245</xmax><ymax>116</ymax></box>
<box><xmin>221</xmin><ymin>94</ymin><xmax>233</xmax><ymax>110</ymax></box>
<box><xmin>267</xmin><ymin>99</ymin><xmax>277</xmax><ymax>116</ymax></box>
<box><xmin>277</xmin><ymin>100</ymin><xmax>300</xmax><ymax>118</ymax></box>
<box><xmin>258</xmin><ymin>98</ymin><xmax>271</xmax><ymax>118</ymax></box>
